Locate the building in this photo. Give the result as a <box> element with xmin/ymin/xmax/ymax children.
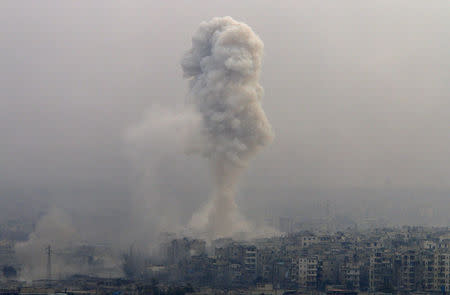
<box><xmin>300</xmin><ymin>235</ymin><xmax>319</xmax><ymax>248</ymax></box>
<box><xmin>166</xmin><ymin>238</ymin><xmax>206</xmax><ymax>264</ymax></box>
<box><xmin>433</xmin><ymin>252</ymin><xmax>450</xmax><ymax>292</ymax></box>
<box><xmin>340</xmin><ymin>262</ymin><xmax>360</xmax><ymax>290</ymax></box>
<box><xmin>244</xmin><ymin>245</ymin><xmax>257</xmax><ymax>278</ymax></box>
<box><xmin>421</xmin><ymin>251</ymin><xmax>435</xmax><ymax>291</ymax></box>
<box><xmin>398</xmin><ymin>250</ymin><xmax>420</xmax><ymax>291</ymax></box>
<box><xmin>369</xmin><ymin>251</ymin><xmax>393</xmax><ymax>292</ymax></box>
<box><xmin>299</xmin><ymin>256</ymin><xmax>319</xmax><ymax>289</ymax></box>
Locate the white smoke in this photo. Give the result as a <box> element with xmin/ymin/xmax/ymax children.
<box><xmin>15</xmin><ymin>208</ymin><xmax>123</xmax><ymax>281</ymax></box>
<box><xmin>125</xmin><ymin>106</ymin><xmax>204</xmax><ymax>242</ymax></box>
<box><xmin>182</xmin><ymin>17</ymin><xmax>274</xmax><ymax>239</ymax></box>
<box><xmin>14</xmin><ymin>208</ymin><xmax>80</xmax><ymax>281</ymax></box>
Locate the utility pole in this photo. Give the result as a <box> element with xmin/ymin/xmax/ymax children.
<box><xmin>46</xmin><ymin>245</ymin><xmax>52</xmax><ymax>281</ymax></box>
<box><xmin>326</xmin><ymin>200</ymin><xmax>331</xmax><ymax>233</ymax></box>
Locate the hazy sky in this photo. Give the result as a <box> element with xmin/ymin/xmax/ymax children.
<box><xmin>1</xmin><ymin>1</ymin><xmax>450</xmax><ymax>232</ymax></box>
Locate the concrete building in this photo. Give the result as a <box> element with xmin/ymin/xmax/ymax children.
<box><xmin>257</xmin><ymin>247</ymin><xmax>276</xmax><ymax>281</ymax></box>
<box><xmin>300</xmin><ymin>235</ymin><xmax>319</xmax><ymax>248</ymax></box>
<box><xmin>244</xmin><ymin>245</ymin><xmax>257</xmax><ymax>278</ymax></box>
<box><xmin>166</xmin><ymin>238</ymin><xmax>206</xmax><ymax>264</ymax></box>
<box><xmin>340</xmin><ymin>262</ymin><xmax>360</xmax><ymax>290</ymax></box>
<box><xmin>398</xmin><ymin>250</ymin><xmax>419</xmax><ymax>291</ymax></box>
<box><xmin>369</xmin><ymin>251</ymin><xmax>393</xmax><ymax>292</ymax></box>
<box><xmin>433</xmin><ymin>252</ymin><xmax>450</xmax><ymax>292</ymax></box>
<box><xmin>298</xmin><ymin>255</ymin><xmax>319</xmax><ymax>289</ymax></box>
<box><xmin>421</xmin><ymin>251</ymin><xmax>435</xmax><ymax>291</ymax></box>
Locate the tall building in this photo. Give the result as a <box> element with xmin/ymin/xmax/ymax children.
<box><xmin>298</xmin><ymin>255</ymin><xmax>320</xmax><ymax>289</ymax></box>
<box><xmin>398</xmin><ymin>250</ymin><xmax>419</xmax><ymax>291</ymax></box>
<box><xmin>340</xmin><ymin>262</ymin><xmax>360</xmax><ymax>290</ymax></box>
<box><xmin>300</xmin><ymin>235</ymin><xmax>319</xmax><ymax>248</ymax></box>
<box><xmin>421</xmin><ymin>251</ymin><xmax>435</xmax><ymax>291</ymax></box>
<box><xmin>166</xmin><ymin>238</ymin><xmax>206</xmax><ymax>264</ymax></box>
<box><xmin>369</xmin><ymin>251</ymin><xmax>393</xmax><ymax>292</ymax></box>
<box><xmin>433</xmin><ymin>252</ymin><xmax>450</xmax><ymax>292</ymax></box>
<box><xmin>244</xmin><ymin>245</ymin><xmax>257</xmax><ymax>278</ymax></box>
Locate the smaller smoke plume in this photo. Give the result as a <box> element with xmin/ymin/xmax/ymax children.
<box><xmin>14</xmin><ymin>208</ymin><xmax>80</xmax><ymax>280</ymax></box>
<box><xmin>14</xmin><ymin>208</ymin><xmax>122</xmax><ymax>281</ymax></box>
<box><xmin>124</xmin><ymin>106</ymin><xmax>204</xmax><ymax>243</ymax></box>
<box><xmin>182</xmin><ymin>17</ymin><xmax>274</xmax><ymax>239</ymax></box>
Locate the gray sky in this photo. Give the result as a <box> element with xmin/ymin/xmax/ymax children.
<box><xmin>1</xmin><ymin>0</ymin><xmax>450</xmax><ymax>234</ymax></box>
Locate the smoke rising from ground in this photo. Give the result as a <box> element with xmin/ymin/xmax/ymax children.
<box><xmin>181</xmin><ymin>17</ymin><xmax>273</xmax><ymax>238</ymax></box>
<box><xmin>14</xmin><ymin>208</ymin><xmax>80</xmax><ymax>280</ymax></box>
<box><xmin>125</xmin><ymin>106</ymin><xmax>204</xmax><ymax>243</ymax></box>
<box><xmin>14</xmin><ymin>208</ymin><xmax>122</xmax><ymax>281</ymax></box>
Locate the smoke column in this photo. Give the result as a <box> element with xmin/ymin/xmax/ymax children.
<box><xmin>182</xmin><ymin>17</ymin><xmax>273</xmax><ymax>238</ymax></box>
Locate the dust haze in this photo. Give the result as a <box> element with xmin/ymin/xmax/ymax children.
<box><xmin>1</xmin><ymin>0</ymin><xmax>450</xmax><ymax>279</ymax></box>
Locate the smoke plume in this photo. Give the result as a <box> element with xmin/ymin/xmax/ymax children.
<box><xmin>182</xmin><ymin>17</ymin><xmax>273</xmax><ymax>238</ymax></box>
<box><xmin>14</xmin><ymin>208</ymin><xmax>80</xmax><ymax>280</ymax></box>
<box><xmin>125</xmin><ymin>106</ymin><xmax>203</xmax><ymax>242</ymax></box>
<box><xmin>14</xmin><ymin>208</ymin><xmax>122</xmax><ymax>281</ymax></box>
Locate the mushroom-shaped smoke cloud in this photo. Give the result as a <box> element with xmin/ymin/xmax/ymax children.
<box><xmin>182</xmin><ymin>17</ymin><xmax>274</xmax><ymax>239</ymax></box>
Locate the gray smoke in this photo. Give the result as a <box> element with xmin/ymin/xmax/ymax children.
<box><xmin>14</xmin><ymin>208</ymin><xmax>122</xmax><ymax>281</ymax></box>
<box><xmin>14</xmin><ymin>208</ymin><xmax>80</xmax><ymax>280</ymax></box>
<box><xmin>182</xmin><ymin>17</ymin><xmax>273</xmax><ymax>238</ymax></box>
